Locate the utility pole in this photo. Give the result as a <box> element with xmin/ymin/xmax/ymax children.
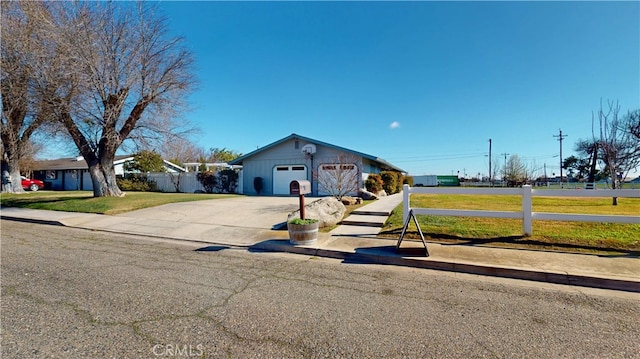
<box><xmin>488</xmin><ymin>139</ymin><xmax>492</xmax><ymax>186</ymax></box>
<box><xmin>500</xmin><ymin>152</ymin><xmax>509</xmax><ymax>182</ymax></box>
<box><xmin>544</xmin><ymin>163</ymin><xmax>548</xmax><ymax>186</ymax></box>
<box><xmin>553</xmin><ymin>129</ymin><xmax>568</xmax><ymax>187</ymax></box>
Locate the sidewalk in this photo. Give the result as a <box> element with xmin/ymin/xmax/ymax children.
<box><xmin>1</xmin><ymin>198</ymin><xmax>639</xmax><ymax>293</ymax></box>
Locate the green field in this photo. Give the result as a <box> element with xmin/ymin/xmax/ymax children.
<box><xmin>0</xmin><ymin>191</ymin><xmax>236</xmax><ymax>215</ymax></box>
<box><xmin>381</xmin><ymin>194</ymin><xmax>640</xmax><ymax>254</ymax></box>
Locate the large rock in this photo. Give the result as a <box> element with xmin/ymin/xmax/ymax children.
<box><xmin>288</xmin><ymin>197</ymin><xmax>346</xmax><ymax>228</ymax></box>
<box><xmin>358</xmin><ymin>188</ymin><xmax>379</xmax><ymax>200</ymax></box>
<box><xmin>376</xmin><ymin>189</ymin><xmax>388</xmax><ymax>197</ymax></box>
<box><xmin>341</xmin><ymin>196</ymin><xmax>358</xmax><ymax>206</ymax></box>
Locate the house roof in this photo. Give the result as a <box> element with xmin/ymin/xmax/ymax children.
<box><xmin>33</xmin><ymin>155</ymin><xmax>186</xmax><ymax>173</ymax></box>
<box><xmin>228</xmin><ymin>133</ymin><xmax>406</xmax><ymax>173</ymax></box>
<box><xmin>32</xmin><ymin>155</ymin><xmax>134</xmax><ymax>171</ymax></box>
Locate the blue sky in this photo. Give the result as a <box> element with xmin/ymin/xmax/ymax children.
<box><xmin>155</xmin><ymin>1</ymin><xmax>639</xmax><ymax>177</ymax></box>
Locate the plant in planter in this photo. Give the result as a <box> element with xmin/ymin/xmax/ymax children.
<box><xmin>287</xmin><ymin>218</ymin><xmax>319</xmax><ymax>245</ymax></box>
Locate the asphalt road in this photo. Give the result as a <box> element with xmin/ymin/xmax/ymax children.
<box><xmin>2</xmin><ymin>220</ymin><xmax>639</xmax><ymax>358</ymax></box>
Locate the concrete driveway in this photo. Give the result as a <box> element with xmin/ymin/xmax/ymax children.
<box><xmin>55</xmin><ymin>196</ymin><xmax>304</xmax><ymax>246</ymax></box>
<box><xmin>120</xmin><ymin>196</ymin><xmax>301</xmax><ymax>229</ymax></box>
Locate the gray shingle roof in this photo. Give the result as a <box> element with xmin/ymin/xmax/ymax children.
<box><xmin>229</xmin><ymin>133</ymin><xmax>405</xmax><ymax>173</ymax></box>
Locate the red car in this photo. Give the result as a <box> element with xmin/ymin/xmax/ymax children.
<box><xmin>21</xmin><ymin>176</ymin><xmax>44</xmax><ymax>191</ymax></box>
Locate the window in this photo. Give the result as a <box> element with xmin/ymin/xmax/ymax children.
<box><xmin>294</xmin><ymin>140</ymin><xmax>299</xmax><ymax>149</ymax></box>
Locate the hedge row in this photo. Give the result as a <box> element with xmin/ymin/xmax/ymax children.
<box><xmin>365</xmin><ymin>172</ymin><xmax>413</xmax><ymax>195</ymax></box>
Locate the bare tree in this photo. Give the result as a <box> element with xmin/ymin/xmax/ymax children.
<box><xmin>49</xmin><ymin>2</ymin><xmax>196</xmax><ymax>197</ymax></box>
<box><xmin>1</xmin><ymin>2</ymin><xmax>62</xmax><ymax>193</ymax></box>
<box><xmin>625</xmin><ymin>109</ymin><xmax>640</xmax><ymax>141</ymax></box>
<box><xmin>314</xmin><ymin>154</ymin><xmax>360</xmax><ymax>200</ymax></box>
<box><xmin>523</xmin><ymin>160</ymin><xmax>540</xmax><ymax>184</ymax></box>
<box><xmin>593</xmin><ymin>100</ymin><xmax>640</xmax><ymax>205</ymax></box>
<box><xmin>504</xmin><ymin>154</ymin><xmax>526</xmax><ymax>186</ymax></box>
<box><xmin>159</xmin><ymin>136</ymin><xmax>205</xmax><ymax>165</ymax></box>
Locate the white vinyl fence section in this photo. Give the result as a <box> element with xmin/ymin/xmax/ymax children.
<box><xmin>147</xmin><ymin>173</ymin><xmax>205</xmax><ymax>193</ymax></box>
<box><xmin>402</xmin><ymin>184</ymin><xmax>640</xmax><ymax>236</ymax></box>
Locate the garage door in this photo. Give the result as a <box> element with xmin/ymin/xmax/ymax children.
<box><xmin>273</xmin><ymin>165</ymin><xmax>307</xmax><ymax>195</ymax></box>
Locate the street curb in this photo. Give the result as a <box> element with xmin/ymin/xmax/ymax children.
<box><xmin>0</xmin><ymin>214</ymin><xmax>65</xmax><ymax>227</ymax></box>
<box><xmin>253</xmin><ymin>241</ymin><xmax>640</xmax><ymax>293</ymax></box>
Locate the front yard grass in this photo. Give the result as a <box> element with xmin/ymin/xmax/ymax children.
<box><xmin>0</xmin><ymin>191</ymin><xmax>236</xmax><ymax>215</ymax></box>
<box><xmin>380</xmin><ymin>194</ymin><xmax>640</xmax><ymax>254</ymax></box>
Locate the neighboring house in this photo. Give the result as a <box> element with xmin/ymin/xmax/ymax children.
<box><xmin>228</xmin><ymin>133</ymin><xmax>405</xmax><ymax>196</ymax></box>
<box><xmin>32</xmin><ymin>155</ymin><xmax>185</xmax><ymax>191</ymax></box>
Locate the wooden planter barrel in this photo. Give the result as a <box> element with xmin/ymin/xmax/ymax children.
<box><xmin>288</xmin><ymin>221</ymin><xmax>319</xmax><ymax>245</ymax></box>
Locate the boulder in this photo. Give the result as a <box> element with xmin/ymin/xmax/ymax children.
<box><xmin>288</xmin><ymin>197</ymin><xmax>346</xmax><ymax>228</ymax></box>
<box><xmin>358</xmin><ymin>188</ymin><xmax>379</xmax><ymax>200</ymax></box>
<box><xmin>341</xmin><ymin>196</ymin><xmax>358</xmax><ymax>206</ymax></box>
<box><xmin>376</xmin><ymin>189</ymin><xmax>388</xmax><ymax>197</ymax></box>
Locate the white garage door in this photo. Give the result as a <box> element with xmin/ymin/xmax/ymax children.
<box><xmin>273</xmin><ymin>165</ymin><xmax>307</xmax><ymax>195</ymax></box>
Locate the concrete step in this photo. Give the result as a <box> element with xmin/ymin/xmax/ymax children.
<box><xmin>341</xmin><ymin>214</ymin><xmax>388</xmax><ymax>227</ymax></box>
<box><xmin>351</xmin><ymin>209</ymin><xmax>392</xmax><ymax>216</ymax></box>
<box><xmin>329</xmin><ymin>224</ymin><xmax>382</xmax><ymax>236</ymax></box>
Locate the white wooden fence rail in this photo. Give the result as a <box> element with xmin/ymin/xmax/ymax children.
<box><xmin>402</xmin><ymin>184</ymin><xmax>640</xmax><ymax>236</ymax></box>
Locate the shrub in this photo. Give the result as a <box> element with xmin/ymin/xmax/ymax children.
<box><xmin>216</xmin><ymin>169</ymin><xmax>239</xmax><ymax>193</ymax></box>
<box><xmin>116</xmin><ymin>174</ymin><xmax>157</xmax><ymax>192</ymax></box>
<box><xmin>380</xmin><ymin>171</ymin><xmax>398</xmax><ymax>194</ymax></box>
<box><xmin>365</xmin><ymin>174</ymin><xmax>383</xmax><ymax>193</ymax></box>
<box><xmin>395</xmin><ymin>174</ymin><xmax>405</xmax><ymax>193</ymax></box>
<box><xmin>403</xmin><ymin>176</ymin><xmax>414</xmax><ymax>187</ymax></box>
<box><xmin>197</xmin><ymin>171</ymin><xmax>217</xmax><ymax>193</ymax></box>
<box><xmin>253</xmin><ymin>177</ymin><xmax>263</xmax><ymax>195</ymax></box>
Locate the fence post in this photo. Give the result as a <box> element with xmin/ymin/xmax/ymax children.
<box><xmin>522</xmin><ymin>185</ymin><xmax>532</xmax><ymax>236</ymax></box>
<box><xmin>403</xmin><ymin>184</ymin><xmax>410</xmax><ymax>224</ymax></box>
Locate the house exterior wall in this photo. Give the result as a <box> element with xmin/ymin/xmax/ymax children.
<box><xmin>240</xmin><ymin>138</ymin><xmax>368</xmax><ymax>196</ymax></box>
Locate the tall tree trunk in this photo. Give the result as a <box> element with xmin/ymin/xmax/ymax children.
<box><xmin>86</xmin><ymin>156</ymin><xmax>123</xmax><ymax>197</ymax></box>
<box><xmin>587</xmin><ymin>143</ymin><xmax>598</xmax><ymax>184</ymax></box>
<box><xmin>1</xmin><ymin>144</ymin><xmax>26</xmax><ymax>194</ymax></box>
<box><xmin>609</xmin><ymin>162</ymin><xmax>618</xmax><ymax>206</ymax></box>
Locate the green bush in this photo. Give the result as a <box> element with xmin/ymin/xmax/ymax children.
<box><xmin>380</xmin><ymin>171</ymin><xmax>398</xmax><ymax>194</ymax></box>
<box><xmin>365</xmin><ymin>174</ymin><xmax>383</xmax><ymax>193</ymax></box>
<box><xmin>116</xmin><ymin>174</ymin><xmax>157</xmax><ymax>192</ymax></box>
<box><xmin>197</xmin><ymin>171</ymin><xmax>217</xmax><ymax>193</ymax></box>
<box><xmin>402</xmin><ymin>176</ymin><xmax>414</xmax><ymax>187</ymax></box>
<box><xmin>216</xmin><ymin>169</ymin><xmax>239</xmax><ymax>193</ymax></box>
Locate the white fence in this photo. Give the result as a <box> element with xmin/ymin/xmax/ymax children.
<box><xmin>147</xmin><ymin>173</ymin><xmax>205</xmax><ymax>193</ymax></box>
<box><xmin>147</xmin><ymin>171</ymin><xmax>244</xmax><ymax>194</ymax></box>
<box><xmin>402</xmin><ymin>184</ymin><xmax>640</xmax><ymax>236</ymax></box>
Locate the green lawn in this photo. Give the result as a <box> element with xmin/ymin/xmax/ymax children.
<box><xmin>0</xmin><ymin>191</ymin><xmax>236</xmax><ymax>215</ymax></box>
<box><xmin>381</xmin><ymin>194</ymin><xmax>640</xmax><ymax>254</ymax></box>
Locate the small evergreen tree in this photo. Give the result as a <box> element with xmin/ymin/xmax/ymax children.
<box><xmin>124</xmin><ymin>150</ymin><xmax>165</xmax><ymax>173</ymax></box>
